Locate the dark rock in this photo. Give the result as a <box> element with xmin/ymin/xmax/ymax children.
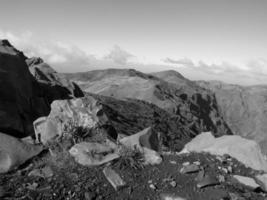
<box><xmin>0</xmin><ymin>40</ymin><xmax>83</xmax><ymax>138</ymax></box>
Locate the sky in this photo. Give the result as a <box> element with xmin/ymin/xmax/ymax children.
<box><xmin>0</xmin><ymin>0</ymin><xmax>267</xmax><ymax>85</ymax></box>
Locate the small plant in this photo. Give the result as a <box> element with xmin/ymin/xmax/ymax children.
<box><xmin>115</xmin><ymin>144</ymin><xmax>145</xmax><ymax>170</ymax></box>
<box><xmin>62</xmin><ymin>118</ymin><xmax>92</xmax><ymax>144</ymax></box>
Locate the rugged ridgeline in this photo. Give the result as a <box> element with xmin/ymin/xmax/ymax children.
<box><xmin>64</xmin><ymin>69</ymin><xmax>232</xmax><ymax>138</ymax></box>
<box><xmin>0</xmin><ymin>40</ymin><xmax>83</xmax><ymax>138</ymax></box>
<box><xmin>196</xmin><ymin>80</ymin><xmax>267</xmax><ymax>154</ymax></box>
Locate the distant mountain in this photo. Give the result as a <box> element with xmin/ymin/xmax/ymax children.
<box><xmin>196</xmin><ymin>80</ymin><xmax>267</xmax><ymax>154</ymax></box>
<box><xmin>65</xmin><ymin>69</ymin><xmax>232</xmax><ymax>137</ymax></box>
<box><xmin>0</xmin><ymin>40</ymin><xmax>83</xmax><ymax>138</ymax></box>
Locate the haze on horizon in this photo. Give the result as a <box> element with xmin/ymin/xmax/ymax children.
<box><xmin>0</xmin><ymin>0</ymin><xmax>266</xmax><ymax>85</ymax></box>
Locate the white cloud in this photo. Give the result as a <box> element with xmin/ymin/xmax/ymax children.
<box><xmin>1</xmin><ymin>29</ymin><xmax>267</xmax><ymax>85</ymax></box>
<box><xmin>104</xmin><ymin>45</ymin><xmax>134</xmax><ymax>65</ymax></box>
<box><xmin>163</xmin><ymin>57</ymin><xmax>267</xmax><ymax>85</ymax></box>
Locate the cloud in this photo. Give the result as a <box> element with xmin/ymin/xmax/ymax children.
<box><xmin>163</xmin><ymin>57</ymin><xmax>267</xmax><ymax>85</ymax></box>
<box><xmin>0</xmin><ymin>29</ymin><xmax>99</xmax><ymax>72</ymax></box>
<box><xmin>0</xmin><ymin>29</ymin><xmax>135</xmax><ymax>72</ymax></box>
<box><xmin>1</xmin><ymin>29</ymin><xmax>267</xmax><ymax>85</ymax></box>
<box><xmin>163</xmin><ymin>57</ymin><xmax>194</xmax><ymax>66</ymax></box>
<box><xmin>105</xmin><ymin>45</ymin><xmax>134</xmax><ymax>65</ymax></box>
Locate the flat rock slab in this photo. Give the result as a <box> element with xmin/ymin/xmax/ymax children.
<box><xmin>233</xmin><ymin>175</ymin><xmax>260</xmax><ymax>189</ymax></box>
<box><xmin>180</xmin><ymin>164</ymin><xmax>199</xmax><ymax>174</ymax></box>
<box><xmin>197</xmin><ymin>175</ymin><xmax>219</xmax><ymax>188</ymax></box>
<box><xmin>103</xmin><ymin>166</ymin><xmax>126</xmax><ymax>190</ymax></box>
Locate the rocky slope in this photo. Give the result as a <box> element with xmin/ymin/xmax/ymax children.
<box><xmin>196</xmin><ymin>80</ymin><xmax>267</xmax><ymax>154</ymax></box>
<box><xmin>64</xmin><ymin>69</ymin><xmax>232</xmax><ymax>138</ymax></box>
<box><xmin>0</xmin><ymin>40</ymin><xmax>83</xmax><ymax>138</ymax></box>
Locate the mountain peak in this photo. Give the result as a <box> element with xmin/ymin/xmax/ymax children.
<box><xmin>0</xmin><ymin>39</ymin><xmax>26</xmax><ymax>58</ymax></box>
<box><xmin>0</xmin><ymin>39</ymin><xmax>12</xmax><ymax>47</ymax></box>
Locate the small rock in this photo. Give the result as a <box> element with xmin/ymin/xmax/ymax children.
<box><xmin>193</xmin><ymin>161</ymin><xmax>200</xmax><ymax>166</ymax></box>
<box><xmin>169</xmin><ymin>160</ymin><xmax>177</xmax><ymax>164</ymax></box>
<box><xmin>216</xmin><ymin>156</ymin><xmax>223</xmax><ymax>162</ymax></box>
<box><xmin>103</xmin><ymin>166</ymin><xmax>126</xmax><ymax>190</ymax></box>
<box><xmin>182</xmin><ymin>162</ymin><xmax>190</xmax><ymax>166</ymax></box>
<box><xmin>218</xmin><ymin>175</ymin><xmax>225</xmax><ymax>183</ymax></box>
<box><xmin>84</xmin><ymin>191</ymin><xmax>96</xmax><ymax>200</ymax></box>
<box><xmin>197</xmin><ymin>175</ymin><xmax>219</xmax><ymax>188</ymax></box>
<box><xmin>26</xmin><ymin>182</ymin><xmax>38</xmax><ymax>190</ymax></box>
<box><xmin>170</xmin><ymin>181</ymin><xmax>177</xmax><ymax>187</ymax></box>
<box><xmin>149</xmin><ymin>184</ymin><xmax>156</xmax><ymax>190</ymax></box>
<box><xmin>160</xmin><ymin>193</ymin><xmax>186</xmax><ymax>200</ymax></box>
<box><xmin>180</xmin><ymin>164</ymin><xmax>199</xmax><ymax>174</ymax></box>
<box><xmin>228</xmin><ymin>166</ymin><xmax>233</xmax><ymax>173</ymax></box>
<box><xmin>222</xmin><ymin>168</ymin><xmax>228</xmax><ymax>174</ymax></box>
<box><xmin>233</xmin><ymin>175</ymin><xmax>260</xmax><ymax>190</ymax></box>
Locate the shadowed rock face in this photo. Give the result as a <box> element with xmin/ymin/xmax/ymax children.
<box><xmin>65</xmin><ymin>69</ymin><xmax>232</xmax><ymax>138</ymax></box>
<box><xmin>0</xmin><ymin>40</ymin><xmax>83</xmax><ymax>138</ymax></box>
<box><xmin>196</xmin><ymin>80</ymin><xmax>267</xmax><ymax>154</ymax></box>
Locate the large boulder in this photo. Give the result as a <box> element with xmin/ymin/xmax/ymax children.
<box><xmin>0</xmin><ymin>132</ymin><xmax>43</xmax><ymax>173</ymax></box>
<box><xmin>181</xmin><ymin>132</ymin><xmax>267</xmax><ymax>172</ymax></box>
<box><xmin>119</xmin><ymin>127</ymin><xmax>162</xmax><ymax>165</ymax></box>
<box><xmin>34</xmin><ymin>97</ymin><xmax>110</xmax><ymax>144</ymax></box>
<box><xmin>0</xmin><ymin>40</ymin><xmax>83</xmax><ymax>138</ymax></box>
<box><xmin>119</xmin><ymin>127</ymin><xmax>160</xmax><ymax>151</ymax></box>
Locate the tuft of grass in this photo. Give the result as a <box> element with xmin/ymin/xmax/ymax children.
<box><xmin>115</xmin><ymin>144</ymin><xmax>145</xmax><ymax>170</ymax></box>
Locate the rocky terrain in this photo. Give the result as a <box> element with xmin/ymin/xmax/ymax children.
<box><xmin>2</xmin><ymin>40</ymin><xmax>267</xmax><ymax>200</ymax></box>
<box><xmin>196</xmin><ymin>80</ymin><xmax>267</xmax><ymax>154</ymax></box>
<box><xmin>64</xmin><ymin>69</ymin><xmax>232</xmax><ymax>137</ymax></box>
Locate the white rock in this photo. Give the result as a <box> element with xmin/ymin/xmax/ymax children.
<box><xmin>69</xmin><ymin>142</ymin><xmax>119</xmax><ymax>166</ymax></box>
<box><xmin>181</xmin><ymin>132</ymin><xmax>267</xmax><ymax>172</ymax></box>
<box><xmin>233</xmin><ymin>175</ymin><xmax>260</xmax><ymax>189</ymax></box>
<box><xmin>34</xmin><ymin>97</ymin><xmax>108</xmax><ymax>144</ymax></box>
<box><xmin>160</xmin><ymin>193</ymin><xmax>186</xmax><ymax>200</ymax></box>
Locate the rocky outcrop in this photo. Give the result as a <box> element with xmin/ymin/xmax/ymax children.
<box><xmin>26</xmin><ymin>57</ymin><xmax>83</xmax><ymax>101</ymax></box>
<box><xmin>197</xmin><ymin>80</ymin><xmax>267</xmax><ymax>154</ymax></box>
<box><xmin>0</xmin><ymin>40</ymin><xmax>83</xmax><ymax>138</ymax></box>
<box><xmin>64</xmin><ymin>69</ymin><xmax>232</xmax><ymax>138</ymax></box>
<box><xmin>181</xmin><ymin>132</ymin><xmax>267</xmax><ymax>172</ymax></box>
<box><xmin>34</xmin><ymin>96</ymin><xmax>109</xmax><ymax>144</ymax></box>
